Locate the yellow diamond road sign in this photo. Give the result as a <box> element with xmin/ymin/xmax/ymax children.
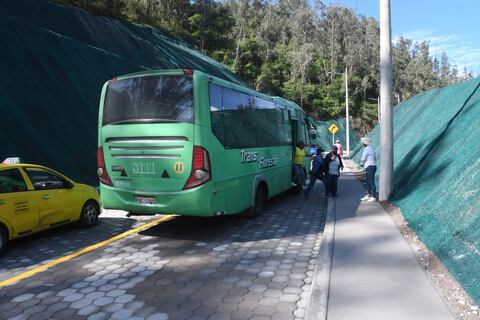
<box><xmin>328</xmin><ymin>124</ymin><xmax>339</xmax><ymax>134</ymax></box>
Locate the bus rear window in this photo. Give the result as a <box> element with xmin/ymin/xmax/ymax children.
<box><xmin>103</xmin><ymin>75</ymin><xmax>193</xmax><ymax>126</ymax></box>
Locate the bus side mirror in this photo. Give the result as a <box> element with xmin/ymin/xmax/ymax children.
<box><xmin>64</xmin><ymin>181</ymin><xmax>74</xmax><ymax>189</ymax></box>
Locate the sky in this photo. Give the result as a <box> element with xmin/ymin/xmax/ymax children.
<box><xmin>322</xmin><ymin>0</ymin><xmax>480</xmax><ymax>74</ymax></box>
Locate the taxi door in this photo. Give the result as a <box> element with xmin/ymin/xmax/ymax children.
<box><xmin>0</xmin><ymin>168</ymin><xmax>38</xmax><ymax>237</ymax></box>
<box><xmin>23</xmin><ymin>167</ymin><xmax>78</xmax><ymax>228</ymax></box>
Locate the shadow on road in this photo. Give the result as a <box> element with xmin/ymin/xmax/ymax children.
<box><xmin>140</xmin><ymin>187</ymin><xmax>327</xmax><ymax>243</ymax></box>
<box><xmin>0</xmin><ymin>216</ymin><xmax>138</xmax><ymax>281</ymax></box>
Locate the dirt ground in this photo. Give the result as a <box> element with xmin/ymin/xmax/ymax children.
<box><xmin>344</xmin><ymin>159</ymin><xmax>479</xmax><ymax>320</ymax></box>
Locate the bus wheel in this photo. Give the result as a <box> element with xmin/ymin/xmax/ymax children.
<box><xmin>246</xmin><ymin>184</ymin><xmax>267</xmax><ymax>218</ymax></box>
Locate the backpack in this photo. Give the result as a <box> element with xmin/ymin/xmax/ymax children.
<box><xmin>312</xmin><ymin>157</ymin><xmax>325</xmax><ymax>180</ymax></box>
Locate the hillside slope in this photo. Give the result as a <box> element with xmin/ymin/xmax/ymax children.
<box><xmin>0</xmin><ymin>0</ymin><xmax>245</xmax><ymax>184</ymax></box>
<box><xmin>352</xmin><ymin>77</ymin><xmax>480</xmax><ymax>304</ymax></box>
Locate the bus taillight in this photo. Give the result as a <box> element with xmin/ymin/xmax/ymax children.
<box><xmin>97</xmin><ymin>147</ymin><xmax>113</xmax><ymax>186</ymax></box>
<box><xmin>183</xmin><ymin>146</ymin><xmax>211</xmax><ymax>190</ymax></box>
<box><xmin>183</xmin><ymin>69</ymin><xmax>193</xmax><ymax>76</ymax></box>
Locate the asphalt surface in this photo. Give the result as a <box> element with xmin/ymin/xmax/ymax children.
<box><xmin>0</xmin><ymin>186</ymin><xmax>327</xmax><ymax>320</ymax></box>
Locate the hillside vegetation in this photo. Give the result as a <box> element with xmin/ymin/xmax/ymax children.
<box><xmin>351</xmin><ymin>77</ymin><xmax>480</xmax><ymax>304</ymax></box>
<box><xmin>56</xmin><ymin>0</ymin><xmax>474</xmax><ymax>133</ymax></box>
<box><xmin>0</xmin><ymin>0</ymin><xmax>243</xmax><ymax>184</ymax></box>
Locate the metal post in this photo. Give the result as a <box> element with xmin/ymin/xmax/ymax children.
<box><xmin>345</xmin><ymin>67</ymin><xmax>350</xmax><ymax>156</ymax></box>
<box><xmin>379</xmin><ymin>0</ymin><xmax>393</xmax><ymax>201</ymax></box>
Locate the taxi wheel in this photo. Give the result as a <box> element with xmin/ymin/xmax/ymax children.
<box><xmin>80</xmin><ymin>200</ymin><xmax>100</xmax><ymax>227</ymax></box>
<box><xmin>0</xmin><ymin>226</ymin><xmax>7</xmax><ymax>254</ymax></box>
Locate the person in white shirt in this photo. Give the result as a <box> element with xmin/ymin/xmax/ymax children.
<box><xmin>360</xmin><ymin>137</ymin><xmax>376</xmax><ymax>202</ymax></box>
<box><xmin>335</xmin><ymin>140</ymin><xmax>343</xmax><ymax>155</ymax></box>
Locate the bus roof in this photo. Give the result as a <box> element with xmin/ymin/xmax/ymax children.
<box><xmin>113</xmin><ymin>69</ymin><xmax>186</xmax><ymax>81</ymax></box>
<box><xmin>271</xmin><ymin>96</ymin><xmax>303</xmax><ymax>111</ymax></box>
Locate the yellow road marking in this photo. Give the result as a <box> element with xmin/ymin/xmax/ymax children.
<box><xmin>0</xmin><ymin>214</ymin><xmax>174</xmax><ymax>288</ymax></box>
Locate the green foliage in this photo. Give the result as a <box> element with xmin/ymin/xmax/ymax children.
<box><xmin>53</xmin><ymin>0</ymin><xmax>474</xmax><ymax>134</ymax></box>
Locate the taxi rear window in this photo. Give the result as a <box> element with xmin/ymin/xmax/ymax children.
<box><xmin>24</xmin><ymin>168</ymin><xmax>66</xmax><ymax>190</ymax></box>
<box><xmin>0</xmin><ymin>169</ymin><xmax>27</xmax><ymax>193</ymax></box>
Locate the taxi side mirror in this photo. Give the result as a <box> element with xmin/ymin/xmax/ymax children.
<box><xmin>64</xmin><ymin>181</ymin><xmax>74</xmax><ymax>189</ymax></box>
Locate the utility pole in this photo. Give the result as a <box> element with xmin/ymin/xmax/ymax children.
<box><xmin>345</xmin><ymin>67</ymin><xmax>350</xmax><ymax>156</ymax></box>
<box><xmin>379</xmin><ymin>0</ymin><xmax>393</xmax><ymax>201</ymax></box>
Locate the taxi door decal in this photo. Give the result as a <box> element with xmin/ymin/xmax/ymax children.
<box><xmin>14</xmin><ymin>200</ymin><xmax>29</xmax><ymax>214</ymax></box>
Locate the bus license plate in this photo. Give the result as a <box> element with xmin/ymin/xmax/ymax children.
<box><xmin>136</xmin><ymin>196</ymin><xmax>155</xmax><ymax>205</ymax></box>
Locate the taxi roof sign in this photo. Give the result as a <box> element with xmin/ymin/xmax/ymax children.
<box><xmin>328</xmin><ymin>124</ymin><xmax>339</xmax><ymax>134</ymax></box>
<box><xmin>2</xmin><ymin>157</ymin><xmax>21</xmax><ymax>164</ymax></box>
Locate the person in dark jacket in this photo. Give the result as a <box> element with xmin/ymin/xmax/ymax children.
<box><xmin>323</xmin><ymin>145</ymin><xmax>344</xmax><ymax>197</ymax></box>
<box><xmin>304</xmin><ymin>147</ymin><xmax>325</xmax><ymax>199</ymax></box>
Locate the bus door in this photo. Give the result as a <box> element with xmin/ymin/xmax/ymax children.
<box><xmin>289</xmin><ymin>109</ymin><xmax>300</xmax><ymax>146</ymax></box>
<box><xmin>290</xmin><ymin>119</ymin><xmax>298</xmax><ymax>147</ymax></box>
<box><xmin>289</xmin><ymin>115</ymin><xmax>299</xmax><ymax>182</ymax></box>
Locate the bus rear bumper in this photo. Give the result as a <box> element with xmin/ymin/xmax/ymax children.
<box><xmin>99</xmin><ymin>184</ymin><xmax>215</xmax><ymax>217</ymax></box>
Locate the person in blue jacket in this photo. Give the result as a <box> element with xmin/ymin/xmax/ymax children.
<box><xmin>304</xmin><ymin>147</ymin><xmax>325</xmax><ymax>199</ymax></box>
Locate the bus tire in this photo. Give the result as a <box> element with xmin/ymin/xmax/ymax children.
<box><xmin>79</xmin><ymin>200</ymin><xmax>100</xmax><ymax>227</ymax></box>
<box><xmin>246</xmin><ymin>184</ymin><xmax>267</xmax><ymax>218</ymax></box>
<box><xmin>0</xmin><ymin>224</ymin><xmax>8</xmax><ymax>255</ymax></box>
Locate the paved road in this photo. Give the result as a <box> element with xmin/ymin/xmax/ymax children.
<box><xmin>0</xmin><ymin>186</ymin><xmax>327</xmax><ymax>320</ymax></box>
<box><xmin>0</xmin><ymin>211</ymin><xmax>156</xmax><ymax>282</ymax></box>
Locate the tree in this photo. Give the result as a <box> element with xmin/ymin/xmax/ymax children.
<box><xmin>58</xmin><ymin>0</ymin><xmax>474</xmax><ymax>134</ymax></box>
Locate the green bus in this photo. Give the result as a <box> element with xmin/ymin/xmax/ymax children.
<box><xmin>97</xmin><ymin>69</ymin><xmax>315</xmax><ymax>217</ymax></box>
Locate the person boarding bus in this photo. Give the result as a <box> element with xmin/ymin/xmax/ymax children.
<box><xmin>303</xmin><ymin>147</ymin><xmax>325</xmax><ymax>199</ymax></box>
<box><xmin>293</xmin><ymin>141</ymin><xmax>306</xmax><ymax>188</ymax></box>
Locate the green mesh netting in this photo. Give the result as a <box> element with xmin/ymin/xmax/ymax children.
<box><xmin>351</xmin><ymin>77</ymin><xmax>480</xmax><ymax>304</ymax></box>
<box><xmin>315</xmin><ymin>118</ymin><xmax>361</xmax><ymax>152</ymax></box>
<box><xmin>0</xmin><ymin>0</ymin><xmax>245</xmax><ymax>185</ymax></box>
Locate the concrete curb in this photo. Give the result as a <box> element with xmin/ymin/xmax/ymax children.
<box><xmin>305</xmin><ymin>196</ymin><xmax>336</xmax><ymax>320</ymax></box>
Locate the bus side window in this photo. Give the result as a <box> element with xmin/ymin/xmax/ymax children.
<box><xmin>280</xmin><ymin>106</ymin><xmax>292</xmax><ymax>145</ymax></box>
<box><xmin>254</xmin><ymin>97</ymin><xmax>285</xmax><ymax>146</ymax></box>
<box><xmin>209</xmin><ymin>84</ymin><xmax>225</xmax><ymax>144</ymax></box>
<box><xmin>222</xmin><ymin>88</ymin><xmax>256</xmax><ymax>148</ymax></box>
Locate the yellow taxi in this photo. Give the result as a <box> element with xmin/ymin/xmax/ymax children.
<box><xmin>0</xmin><ymin>158</ymin><xmax>101</xmax><ymax>253</ymax></box>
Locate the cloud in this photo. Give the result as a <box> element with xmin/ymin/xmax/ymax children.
<box><xmin>393</xmin><ymin>30</ymin><xmax>480</xmax><ymax>74</ymax></box>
